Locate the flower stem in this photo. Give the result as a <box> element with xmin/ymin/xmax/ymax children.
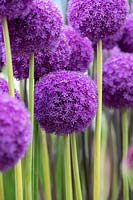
<box><xmin>121</xmin><ymin>108</ymin><xmax>129</xmax><ymax>200</ymax></box>
<box><xmin>33</xmin><ymin>120</ymin><xmax>39</xmax><ymax>200</ymax></box>
<box><xmin>20</xmin><ymin>80</ymin><xmax>24</xmax><ymax>101</ymax></box>
<box><xmin>24</xmin><ymin>53</ymin><xmax>34</xmax><ymax>200</ymax></box>
<box><xmin>93</xmin><ymin>39</ymin><xmax>103</xmax><ymax>200</ymax></box>
<box><xmin>41</xmin><ymin>130</ymin><xmax>52</xmax><ymax>200</ymax></box>
<box><xmin>64</xmin><ymin>134</ymin><xmax>73</xmax><ymax>200</ymax></box>
<box><xmin>0</xmin><ymin>173</ymin><xmax>4</xmax><ymax>200</ymax></box>
<box><xmin>70</xmin><ymin>134</ymin><xmax>82</xmax><ymax>200</ymax></box>
<box><xmin>2</xmin><ymin>16</ymin><xmax>14</xmax><ymax>96</ymax></box>
<box><xmin>2</xmin><ymin>16</ymin><xmax>23</xmax><ymax>200</ymax></box>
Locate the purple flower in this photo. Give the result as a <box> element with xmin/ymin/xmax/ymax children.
<box><xmin>0</xmin><ymin>0</ymin><xmax>32</xmax><ymax>19</ymax></box>
<box><xmin>102</xmin><ymin>54</ymin><xmax>133</xmax><ymax>109</ymax></box>
<box><xmin>0</xmin><ymin>93</ymin><xmax>31</xmax><ymax>172</ymax></box>
<box><xmin>34</xmin><ymin>71</ymin><xmax>98</xmax><ymax>135</ymax></box>
<box><xmin>118</xmin><ymin>15</ymin><xmax>133</xmax><ymax>53</ymax></box>
<box><xmin>0</xmin><ymin>25</ymin><xmax>5</xmax><ymax>71</ymax></box>
<box><xmin>8</xmin><ymin>0</ymin><xmax>63</xmax><ymax>54</ymax></box>
<box><xmin>0</xmin><ymin>77</ymin><xmax>19</xmax><ymax>99</ymax></box>
<box><xmin>67</xmin><ymin>0</ymin><xmax>128</xmax><ymax>42</ymax></box>
<box><xmin>12</xmin><ymin>33</ymin><xmax>71</xmax><ymax>79</ymax></box>
<box><xmin>63</xmin><ymin>26</ymin><xmax>93</xmax><ymax>72</ymax></box>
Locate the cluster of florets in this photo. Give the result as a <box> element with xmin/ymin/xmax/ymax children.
<box><xmin>0</xmin><ymin>77</ymin><xmax>19</xmax><ymax>99</ymax></box>
<box><xmin>68</xmin><ymin>0</ymin><xmax>128</xmax><ymax>42</ymax></box>
<box><xmin>0</xmin><ymin>93</ymin><xmax>31</xmax><ymax>171</ymax></box>
<box><xmin>12</xmin><ymin>26</ymin><xmax>93</xmax><ymax>79</ymax></box>
<box><xmin>8</xmin><ymin>0</ymin><xmax>63</xmax><ymax>54</ymax></box>
<box><xmin>118</xmin><ymin>15</ymin><xmax>133</xmax><ymax>53</ymax></box>
<box><xmin>102</xmin><ymin>54</ymin><xmax>133</xmax><ymax>109</ymax></box>
<box><xmin>63</xmin><ymin>26</ymin><xmax>93</xmax><ymax>72</ymax></box>
<box><xmin>0</xmin><ymin>0</ymin><xmax>32</xmax><ymax>19</ymax></box>
<box><xmin>34</xmin><ymin>71</ymin><xmax>98</xmax><ymax>135</ymax></box>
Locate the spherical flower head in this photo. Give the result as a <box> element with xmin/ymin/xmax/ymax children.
<box><xmin>0</xmin><ymin>94</ymin><xmax>31</xmax><ymax>171</ymax></box>
<box><xmin>0</xmin><ymin>0</ymin><xmax>32</xmax><ymax>19</ymax></box>
<box><xmin>67</xmin><ymin>0</ymin><xmax>128</xmax><ymax>42</ymax></box>
<box><xmin>63</xmin><ymin>26</ymin><xmax>93</xmax><ymax>72</ymax></box>
<box><xmin>0</xmin><ymin>25</ymin><xmax>5</xmax><ymax>71</ymax></box>
<box><xmin>12</xmin><ymin>33</ymin><xmax>71</xmax><ymax>79</ymax></box>
<box><xmin>123</xmin><ymin>146</ymin><xmax>133</xmax><ymax>188</ymax></box>
<box><xmin>103</xmin><ymin>54</ymin><xmax>133</xmax><ymax>109</ymax></box>
<box><xmin>118</xmin><ymin>15</ymin><xmax>133</xmax><ymax>53</ymax></box>
<box><xmin>0</xmin><ymin>77</ymin><xmax>19</xmax><ymax>99</ymax></box>
<box><xmin>9</xmin><ymin>0</ymin><xmax>63</xmax><ymax>54</ymax></box>
<box><xmin>34</xmin><ymin>71</ymin><xmax>98</xmax><ymax>135</ymax></box>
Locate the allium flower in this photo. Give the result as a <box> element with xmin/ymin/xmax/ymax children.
<box><xmin>12</xmin><ymin>33</ymin><xmax>71</xmax><ymax>79</ymax></box>
<box><xmin>102</xmin><ymin>55</ymin><xmax>133</xmax><ymax>109</ymax></box>
<box><xmin>0</xmin><ymin>0</ymin><xmax>32</xmax><ymax>19</ymax></box>
<box><xmin>0</xmin><ymin>77</ymin><xmax>19</xmax><ymax>99</ymax></box>
<box><xmin>118</xmin><ymin>15</ymin><xmax>133</xmax><ymax>53</ymax></box>
<box><xmin>9</xmin><ymin>0</ymin><xmax>63</xmax><ymax>54</ymax></box>
<box><xmin>34</xmin><ymin>71</ymin><xmax>98</xmax><ymax>134</ymax></box>
<box><xmin>0</xmin><ymin>25</ymin><xmax>5</xmax><ymax>71</ymax></box>
<box><xmin>0</xmin><ymin>94</ymin><xmax>31</xmax><ymax>171</ymax></box>
<box><xmin>123</xmin><ymin>146</ymin><xmax>133</xmax><ymax>188</ymax></box>
<box><xmin>63</xmin><ymin>26</ymin><xmax>93</xmax><ymax>72</ymax></box>
<box><xmin>67</xmin><ymin>0</ymin><xmax>128</xmax><ymax>42</ymax></box>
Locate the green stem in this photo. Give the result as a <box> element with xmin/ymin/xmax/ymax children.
<box><xmin>20</xmin><ymin>80</ymin><xmax>24</xmax><ymax>101</ymax></box>
<box><xmin>93</xmin><ymin>39</ymin><xmax>103</xmax><ymax>200</ymax></box>
<box><xmin>2</xmin><ymin>16</ymin><xmax>23</xmax><ymax>200</ymax></box>
<box><xmin>70</xmin><ymin>134</ymin><xmax>82</xmax><ymax>200</ymax></box>
<box><xmin>33</xmin><ymin>120</ymin><xmax>39</xmax><ymax>200</ymax></box>
<box><xmin>122</xmin><ymin>109</ymin><xmax>129</xmax><ymax>200</ymax></box>
<box><xmin>2</xmin><ymin>16</ymin><xmax>14</xmax><ymax>96</ymax></box>
<box><xmin>64</xmin><ymin>135</ymin><xmax>73</xmax><ymax>200</ymax></box>
<box><xmin>0</xmin><ymin>173</ymin><xmax>4</xmax><ymax>200</ymax></box>
<box><xmin>24</xmin><ymin>53</ymin><xmax>34</xmax><ymax>200</ymax></box>
<box><xmin>41</xmin><ymin>130</ymin><xmax>52</xmax><ymax>200</ymax></box>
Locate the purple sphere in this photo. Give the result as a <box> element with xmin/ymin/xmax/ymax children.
<box><xmin>0</xmin><ymin>77</ymin><xmax>19</xmax><ymax>99</ymax></box>
<box><xmin>0</xmin><ymin>0</ymin><xmax>32</xmax><ymax>19</ymax></box>
<box><xmin>9</xmin><ymin>0</ymin><xmax>63</xmax><ymax>54</ymax></box>
<box><xmin>12</xmin><ymin>33</ymin><xmax>71</xmax><ymax>79</ymax></box>
<box><xmin>103</xmin><ymin>54</ymin><xmax>133</xmax><ymax>109</ymax></box>
<box><xmin>118</xmin><ymin>15</ymin><xmax>133</xmax><ymax>53</ymax></box>
<box><xmin>34</xmin><ymin>71</ymin><xmax>98</xmax><ymax>134</ymax></box>
<box><xmin>0</xmin><ymin>94</ymin><xmax>31</xmax><ymax>172</ymax></box>
<box><xmin>68</xmin><ymin>0</ymin><xmax>128</xmax><ymax>42</ymax></box>
<box><xmin>63</xmin><ymin>26</ymin><xmax>93</xmax><ymax>72</ymax></box>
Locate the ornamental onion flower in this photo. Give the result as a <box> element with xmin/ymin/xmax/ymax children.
<box><xmin>102</xmin><ymin>54</ymin><xmax>133</xmax><ymax>108</ymax></box>
<box><xmin>0</xmin><ymin>0</ymin><xmax>32</xmax><ymax>19</ymax></box>
<box><xmin>67</xmin><ymin>0</ymin><xmax>128</xmax><ymax>42</ymax></box>
<box><xmin>34</xmin><ymin>71</ymin><xmax>98</xmax><ymax>134</ymax></box>
<box><xmin>118</xmin><ymin>15</ymin><xmax>133</xmax><ymax>53</ymax></box>
<box><xmin>63</xmin><ymin>26</ymin><xmax>93</xmax><ymax>72</ymax></box>
<box><xmin>8</xmin><ymin>0</ymin><xmax>63</xmax><ymax>54</ymax></box>
<box><xmin>0</xmin><ymin>93</ymin><xmax>31</xmax><ymax>172</ymax></box>
<box><xmin>0</xmin><ymin>77</ymin><xmax>19</xmax><ymax>99</ymax></box>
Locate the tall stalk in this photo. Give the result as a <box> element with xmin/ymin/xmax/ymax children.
<box><xmin>24</xmin><ymin>53</ymin><xmax>34</xmax><ymax>200</ymax></box>
<box><xmin>41</xmin><ymin>130</ymin><xmax>52</xmax><ymax>200</ymax></box>
<box><xmin>64</xmin><ymin>135</ymin><xmax>73</xmax><ymax>200</ymax></box>
<box><xmin>70</xmin><ymin>134</ymin><xmax>82</xmax><ymax>200</ymax></box>
<box><xmin>93</xmin><ymin>39</ymin><xmax>103</xmax><ymax>200</ymax></box>
<box><xmin>0</xmin><ymin>173</ymin><xmax>4</xmax><ymax>200</ymax></box>
<box><xmin>121</xmin><ymin>108</ymin><xmax>129</xmax><ymax>200</ymax></box>
<box><xmin>2</xmin><ymin>16</ymin><xmax>23</xmax><ymax>200</ymax></box>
